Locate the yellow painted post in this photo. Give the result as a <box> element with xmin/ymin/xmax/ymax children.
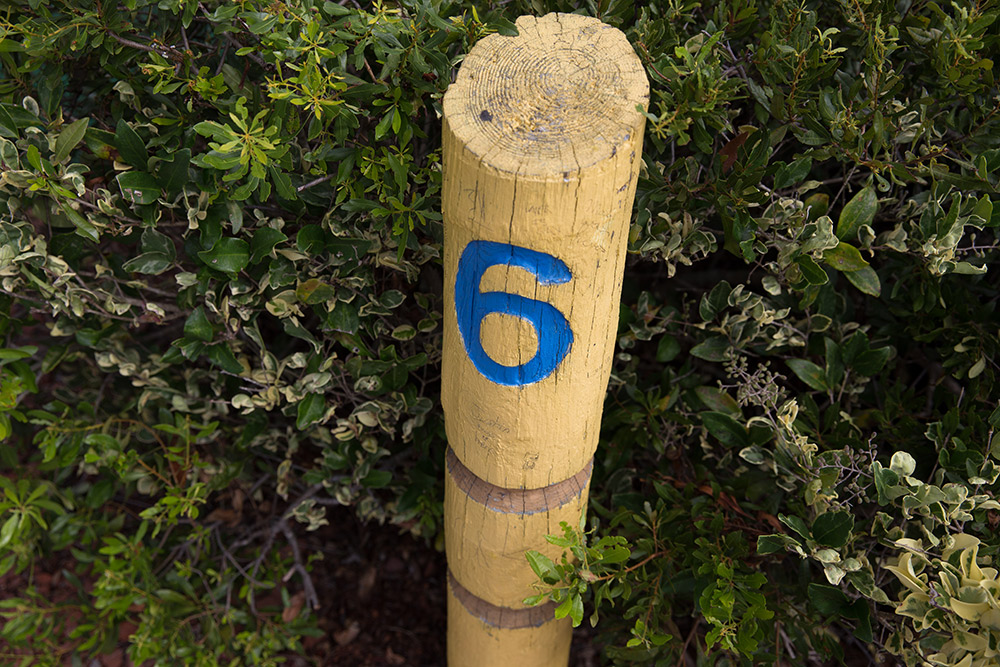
<box><xmin>441</xmin><ymin>12</ymin><xmax>648</xmax><ymax>667</ymax></box>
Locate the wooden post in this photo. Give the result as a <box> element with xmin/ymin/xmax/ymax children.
<box><xmin>441</xmin><ymin>12</ymin><xmax>648</xmax><ymax>666</ymax></box>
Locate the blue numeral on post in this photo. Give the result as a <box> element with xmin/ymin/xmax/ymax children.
<box><xmin>455</xmin><ymin>240</ymin><xmax>573</xmax><ymax>386</ymax></box>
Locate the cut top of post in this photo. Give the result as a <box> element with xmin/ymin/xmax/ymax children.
<box><xmin>443</xmin><ymin>13</ymin><xmax>649</xmax><ymax>179</ymax></box>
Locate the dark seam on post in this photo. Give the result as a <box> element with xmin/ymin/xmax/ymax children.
<box><xmin>448</xmin><ymin>569</ymin><xmax>556</xmax><ymax>629</ymax></box>
<box><xmin>446</xmin><ymin>447</ymin><xmax>592</xmax><ymax>515</ymax></box>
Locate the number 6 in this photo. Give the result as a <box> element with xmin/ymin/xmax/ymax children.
<box><xmin>455</xmin><ymin>240</ymin><xmax>573</xmax><ymax>386</ymax></box>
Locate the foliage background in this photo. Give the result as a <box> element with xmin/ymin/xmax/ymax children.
<box><xmin>0</xmin><ymin>0</ymin><xmax>998</xmax><ymax>665</ymax></box>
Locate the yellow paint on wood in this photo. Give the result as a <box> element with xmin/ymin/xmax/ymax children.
<box><xmin>448</xmin><ymin>582</ymin><xmax>573</xmax><ymax>667</ymax></box>
<box><xmin>442</xmin><ymin>13</ymin><xmax>649</xmax><ymax>490</ymax></box>
<box><xmin>442</xmin><ymin>11</ymin><xmax>648</xmax><ymax>666</ymax></box>
<box><xmin>444</xmin><ymin>450</ymin><xmax>591</xmax><ymax>607</ymax></box>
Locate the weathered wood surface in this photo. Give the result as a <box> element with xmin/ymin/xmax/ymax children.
<box><xmin>441</xmin><ymin>12</ymin><xmax>648</xmax><ymax>666</ymax></box>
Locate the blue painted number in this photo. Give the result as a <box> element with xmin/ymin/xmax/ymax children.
<box><xmin>455</xmin><ymin>240</ymin><xmax>573</xmax><ymax>386</ymax></box>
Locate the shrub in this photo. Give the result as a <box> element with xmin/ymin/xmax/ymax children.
<box><xmin>0</xmin><ymin>0</ymin><xmax>998</xmax><ymax>665</ymax></box>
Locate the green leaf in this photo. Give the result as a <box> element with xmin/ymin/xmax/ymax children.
<box><xmin>656</xmin><ymin>335</ymin><xmax>681</xmax><ymax>362</ymax></box>
<box><xmin>787</xmin><ymin>359</ymin><xmax>829</xmax><ymax>391</ymax></box>
<box><xmin>569</xmin><ymin>592</ymin><xmax>584</xmax><ymax>627</ymax></box>
<box><xmin>700</xmin><ymin>281</ymin><xmax>732</xmax><ymax>321</ymax></box>
<box><xmin>296</xmin><ymin>225</ymin><xmax>326</xmax><ymax>254</ymax></box>
<box><xmin>600</xmin><ymin>545</ymin><xmax>631</xmax><ymax>564</ymax></box>
<box><xmin>757</xmin><ymin>534</ymin><xmax>799</xmax><ymax>555</ymax></box>
<box><xmin>853</xmin><ymin>346</ymin><xmax>891</xmax><ymax>376</ymax></box>
<box><xmin>795</xmin><ymin>254</ymin><xmax>828</xmax><ymax>284</ymax></box>
<box><xmin>198</xmin><ymin>238</ymin><xmax>250</xmax><ymax>274</ymax></box>
<box><xmin>361</xmin><ymin>469</ymin><xmax>392</xmax><ymax>488</ymax></box>
<box><xmin>117</xmin><ymin>172</ymin><xmax>161</xmax><ymax>205</ymax></box>
<box><xmin>0</xmin><ymin>514</ymin><xmax>17</xmax><ymax>548</ymax></box>
<box><xmin>844</xmin><ymin>266</ymin><xmax>881</xmax><ymax>297</ymax></box>
<box><xmin>823</xmin><ymin>242</ymin><xmax>869</xmax><ymax>271</ymax></box>
<box><xmin>526</xmin><ymin>551</ymin><xmax>558</xmax><ymax>583</ymax></box>
<box><xmin>205</xmin><ymin>343</ymin><xmax>243</xmax><ymax>374</ymax></box>
<box><xmin>778</xmin><ymin>514</ymin><xmax>811</xmax><ymax>540</ymax></box>
<box><xmin>695</xmin><ymin>387</ymin><xmax>740</xmax><ymax>417</ymax></box>
<box><xmin>774</xmin><ymin>156</ymin><xmax>812</xmax><ymax>189</ymax></box>
<box><xmin>837</xmin><ymin>186</ymin><xmax>877</xmax><ymax>240</ymax></box>
<box><xmin>141</xmin><ymin>227</ymin><xmax>175</xmax><ymax>259</ymax></box>
<box><xmin>122</xmin><ymin>252</ymin><xmax>172</xmax><ymax>275</ymax></box>
<box><xmin>250</xmin><ymin>228</ymin><xmax>287</xmax><ymax>264</ymax></box>
<box><xmin>115</xmin><ymin>119</ymin><xmax>149</xmax><ymax>169</ymax></box>
<box><xmin>690</xmin><ymin>336</ymin><xmax>729</xmax><ymax>362</ymax></box>
<box><xmin>701</xmin><ymin>411</ymin><xmax>749</xmax><ymax>447</ymax></box>
<box><xmin>158</xmin><ymin>148</ymin><xmax>191</xmax><ymax>194</ymax></box>
<box><xmin>60</xmin><ymin>203</ymin><xmax>99</xmax><ymax>243</ymax></box>
<box><xmin>812</xmin><ymin>511</ymin><xmax>854</xmax><ymax>548</ymax></box>
<box><xmin>325</xmin><ymin>301</ymin><xmax>359</xmax><ymax>334</ymax></box>
<box><xmin>296</xmin><ymin>279</ymin><xmax>336</xmax><ymax>305</ymax></box>
<box><xmin>184</xmin><ymin>306</ymin><xmax>213</xmax><ymax>342</ymax></box>
<box><xmin>801</xmin><ymin>194</ymin><xmax>828</xmax><ymax>224</ymax></box>
<box><xmin>0</xmin><ymin>348</ymin><xmax>36</xmax><ymax>362</ymax></box>
<box><xmin>847</xmin><ymin>598</ymin><xmax>872</xmax><ymax>642</ymax></box>
<box><xmin>0</xmin><ymin>105</ymin><xmax>16</xmax><ymax>138</ymax></box>
<box><xmin>872</xmin><ymin>461</ymin><xmax>904</xmax><ymax>505</ymax></box>
<box><xmin>268</xmin><ymin>165</ymin><xmax>296</xmax><ymax>200</ymax></box>
<box><xmin>296</xmin><ymin>393</ymin><xmax>326</xmax><ymax>429</ymax></box>
<box><xmin>808</xmin><ymin>583</ymin><xmax>849</xmax><ymax>615</ymax></box>
<box><xmin>192</xmin><ymin>120</ymin><xmax>233</xmax><ymax>142</ymax></box>
<box><xmin>53</xmin><ymin>118</ymin><xmax>89</xmax><ymax>163</ymax></box>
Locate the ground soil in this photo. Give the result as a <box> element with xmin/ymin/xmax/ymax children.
<box><xmin>0</xmin><ymin>503</ymin><xmax>603</xmax><ymax>667</ymax></box>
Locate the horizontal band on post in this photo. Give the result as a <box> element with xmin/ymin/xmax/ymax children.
<box><xmin>449</xmin><ymin>569</ymin><xmax>555</xmax><ymax>629</ymax></box>
<box><xmin>446</xmin><ymin>447</ymin><xmax>593</xmax><ymax>515</ymax></box>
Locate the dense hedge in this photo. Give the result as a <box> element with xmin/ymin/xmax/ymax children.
<box><xmin>0</xmin><ymin>0</ymin><xmax>998</xmax><ymax>665</ymax></box>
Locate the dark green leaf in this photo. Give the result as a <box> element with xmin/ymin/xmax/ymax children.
<box><xmin>296</xmin><ymin>393</ymin><xmax>326</xmax><ymax>429</ymax></box>
<box><xmin>250</xmin><ymin>228</ymin><xmax>287</xmax><ymax>264</ymax></box>
<box><xmin>823</xmin><ymin>242</ymin><xmax>869</xmax><ymax>271</ymax></box>
<box><xmin>158</xmin><ymin>149</ymin><xmax>191</xmax><ymax>194</ymax></box>
<box><xmin>326</xmin><ymin>301</ymin><xmax>359</xmax><ymax>334</ymax></box>
<box><xmin>701</xmin><ymin>411</ymin><xmax>749</xmax><ymax>448</ymax></box>
<box><xmin>0</xmin><ymin>105</ymin><xmax>16</xmax><ymax>138</ymax></box>
<box><xmin>778</xmin><ymin>514</ymin><xmax>811</xmax><ymax>540</ymax></box>
<box><xmin>115</xmin><ymin>119</ymin><xmax>149</xmax><ymax>169</ymax></box>
<box><xmin>60</xmin><ymin>203</ymin><xmax>99</xmax><ymax>243</ymax></box>
<box><xmin>198</xmin><ymin>238</ymin><xmax>250</xmax><ymax>274</ymax></box>
<box><xmin>796</xmin><ymin>255</ymin><xmax>828</xmax><ymax>284</ymax></box>
<box><xmin>117</xmin><ymin>172</ymin><xmax>161</xmax><ymax>205</ymax></box>
<box><xmin>296</xmin><ymin>225</ymin><xmax>326</xmax><ymax>254</ymax></box>
<box><xmin>656</xmin><ymin>335</ymin><xmax>681</xmax><ymax>362</ymax></box>
<box><xmin>695</xmin><ymin>387</ymin><xmax>740</xmax><ymax>416</ymax></box>
<box><xmin>837</xmin><ymin>187</ymin><xmax>877</xmax><ymax>240</ymax></box>
<box><xmin>700</xmin><ymin>281</ymin><xmax>732</xmax><ymax>321</ymax></box>
<box><xmin>361</xmin><ymin>469</ymin><xmax>392</xmax><ymax>488</ymax></box>
<box><xmin>141</xmin><ymin>228</ymin><xmax>175</xmax><ymax>259</ymax></box>
<box><xmin>690</xmin><ymin>337</ymin><xmax>729</xmax><ymax>362</ymax></box>
<box><xmin>53</xmin><ymin>118</ymin><xmax>89</xmax><ymax>163</ymax></box>
<box><xmin>296</xmin><ymin>279</ymin><xmax>336</xmax><ymax>305</ymax></box>
<box><xmin>774</xmin><ymin>156</ymin><xmax>812</xmax><ymax>189</ymax></box>
<box><xmin>847</xmin><ymin>599</ymin><xmax>872</xmax><ymax>642</ymax></box>
<box><xmin>184</xmin><ymin>306</ymin><xmax>214</xmax><ymax>342</ymax></box>
<box><xmin>205</xmin><ymin>343</ymin><xmax>243</xmax><ymax>374</ymax></box>
<box><xmin>853</xmin><ymin>346</ymin><xmax>891</xmax><ymax>376</ymax></box>
<box><xmin>812</xmin><ymin>511</ymin><xmax>854</xmax><ymax>548</ymax></box>
<box><xmin>787</xmin><ymin>359</ymin><xmax>828</xmax><ymax>391</ymax></box>
<box><xmin>122</xmin><ymin>252</ymin><xmax>171</xmax><ymax>275</ymax></box>
<box><xmin>808</xmin><ymin>583</ymin><xmax>850</xmax><ymax>615</ymax></box>
<box><xmin>844</xmin><ymin>266</ymin><xmax>881</xmax><ymax>297</ymax></box>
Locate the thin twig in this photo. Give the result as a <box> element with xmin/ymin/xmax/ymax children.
<box><xmin>297</xmin><ymin>173</ymin><xmax>335</xmax><ymax>192</ymax></box>
<box><xmin>278</xmin><ymin>521</ymin><xmax>321</xmax><ymax>611</ymax></box>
